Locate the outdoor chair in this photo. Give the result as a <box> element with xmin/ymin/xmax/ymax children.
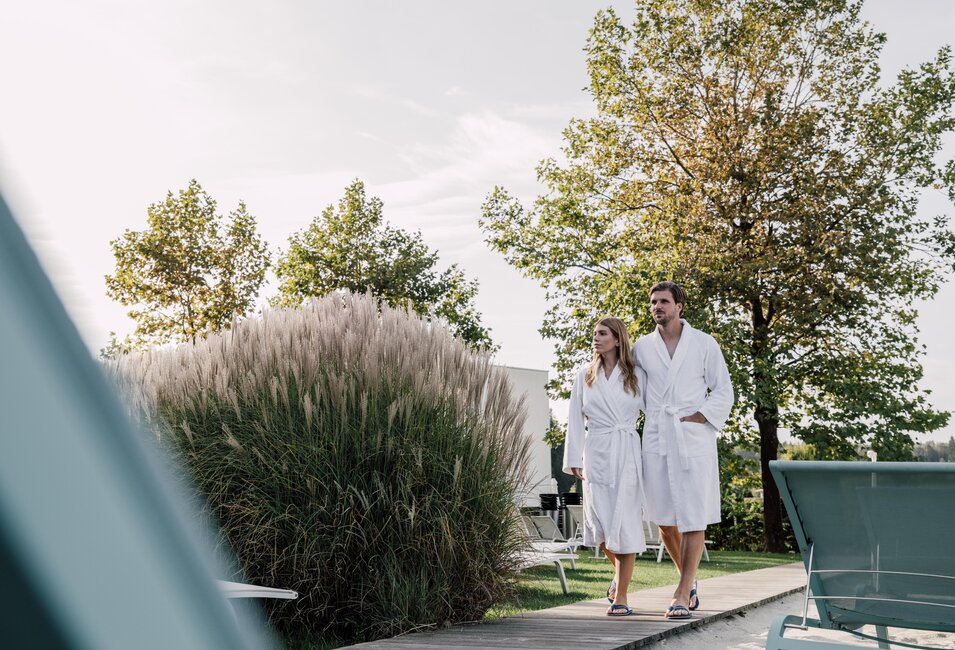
<box><xmin>514</xmin><ymin>550</ymin><xmax>578</xmax><ymax>595</ymax></box>
<box><xmin>515</xmin><ymin>513</ymin><xmax>578</xmax><ymax>593</ymax></box>
<box><xmin>565</xmin><ymin>504</ymin><xmax>586</xmax><ymax>547</ymax></box>
<box><xmin>766</xmin><ymin>460</ymin><xmax>955</xmax><ymax>650</ymax></box>
<box><xmin>565</xmin><ymin>504</ymin><xmax>608</xmax><ymax>559</ymax></box>
<box><xmin>522</xmin><ymin>514</ymin><xmax>578</xmax><ymax>568</ymax></box>
<box><xmin>216</xmin><ymin>580</ymin><xmax>298</xmax><ymax>622</ymax></box>
<box><xmin>530</xmin><ymin>515</ymin><xmax>581</xmax><ymax>561</ymax></box>
<box><xmin>216</xmin><ymin>580</ymin><xmax>298</xmax><ymax>601</ymax></box>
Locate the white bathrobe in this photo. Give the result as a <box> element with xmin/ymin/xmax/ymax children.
<box><xmin>562</xmin><ymin>364</ymin><xmax>647</xmax><ymax>554</ymax></box>
<box><xmin>633</xmin><ymin>320</ymin><xmax>734</xmax><ymax>532</ymax></box>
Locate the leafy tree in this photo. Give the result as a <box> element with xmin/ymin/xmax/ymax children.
<box><xmin>105</xmin><ymin>179</ymin><xmax>270</xmax><ymax>346</ymax></box>
<box><xmin>273</xmin><ymin>180</ymin><xmax>494</xmax><ymax>349</ymax></box>
<box><xmin>480</xmin><ymin>0</ymin><xmax>955</xmax><ymax>551</ymax></box>
<box><xmin>99</xmin><ymin>331</ymin><xmax>135</xmax><ymax>360</ymax></box>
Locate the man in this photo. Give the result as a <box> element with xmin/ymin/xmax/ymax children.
<box><xmin>633</xmin><ymin>281</ymin><xmax>734</xmax><ymax>620</ymax></box>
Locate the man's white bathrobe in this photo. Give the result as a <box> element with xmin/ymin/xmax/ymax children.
<box><xmin>633</xmin><ymin>320</ymin><xmax>733</xmax><ymax>532</ymax></box>
<box><xmin>562</xmin><ymin>365</ymin><xmax>647</xmax><ymax>554</ymax></box>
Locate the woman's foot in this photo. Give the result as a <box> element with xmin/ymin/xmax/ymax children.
<box><xmin>665</xmin><ymin>602</ymin><xmax>692</xmax><ymax>620</ymax></box>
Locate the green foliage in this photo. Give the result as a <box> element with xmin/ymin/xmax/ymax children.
<box><xmin>779</xmin><ymin>442</ymin><xmax>820</xmax><ymax>461</ymax></box>
<box><xmin>543</xmin><ymin>411</ymin><xmax>567</xmax><ymax>449</ymax></box>
<box><xmin>107</xmin><ymin>293</ymin><xmax>529</xmax><ymax>644</ymax></box>
<box><xmin>913</xmin><ymin>437</ymin><xmax>955</xmax><ymax>462</ymax></box>
<box><xmin>99</xmin><ymin>330</ymin><xmax>135</xmax><ymax>360</ymax></box>
<box><xmin>481</xmin><ymin>0</ymin><xmax>955</xmax><ymax>549</ymax></box>
<box><xmin>713</xmin><ymin>437</ymin><xmax>796</xmax><ymax>551</ymax></box>
<box><xmin>273</xmin><ymin>180</ymin><xmax>494</xmax><ymax>350</ymax></box>
<box><xmin>105</xmin><ymin>179</ymin><xmax>270</xmax><ymax>346</ymax></box>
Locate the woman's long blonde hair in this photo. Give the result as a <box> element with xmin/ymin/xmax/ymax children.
<box><xmin>584</xmin><ymin>316</ymin><xmax>639</xmax><ymax>395</ymax></box>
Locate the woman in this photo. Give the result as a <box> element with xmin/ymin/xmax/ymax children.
<box><xmin>563</xmin><ymin>316</ymin><xmax>646</xmax><ymax>616</ymax></box>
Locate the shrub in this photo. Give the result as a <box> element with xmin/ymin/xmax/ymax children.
<box><xmin>109</xmin><ymin>293</ymin><xmax>531</xmax><ymax>644</ymax></box>
<box><xmin>710</xmin><ymin>437</ymin><xmax>797</xmax><ymax>552</ymax></box>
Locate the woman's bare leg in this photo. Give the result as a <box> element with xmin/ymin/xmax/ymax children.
<box><xmin>612</xmin><ymin>553</ymin><xmax>635</xmax><ymax>605</ymax></box>
<box><xmin>601</xmin><ymin>543</ymin><xmax>619</xmax><ymax>599</ymax></box>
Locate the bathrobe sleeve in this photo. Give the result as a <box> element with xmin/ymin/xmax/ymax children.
<box><xmin>562</xmin><ymin>369</ymin><xmax>586</xmax><ymax>474</ymax></box>
<box><xmin>697</xmin><ymin>335</ymin><xmax>734</xmax><ymax>431</ymax></box>
<box><xmin>636</xmin><ymin>365</ymin><xmax>648</xmax><ymax>414</ymax></box>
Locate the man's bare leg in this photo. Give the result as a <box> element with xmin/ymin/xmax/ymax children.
<box><xmin>658</xmin><ymin>525</ymin><xmax>684</xmax><ymax>575</ymax></box>
<box><xmin>666</xmin><ymin>530</ymin><xmax>705</xmax><ymax>617</ymax></box>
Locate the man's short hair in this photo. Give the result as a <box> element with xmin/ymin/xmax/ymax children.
<box><xmin>649</xmin><ymin>281</ymin><xmax>687</xmax><ymax>307</ymax></box>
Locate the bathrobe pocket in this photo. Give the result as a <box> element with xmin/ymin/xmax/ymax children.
<box><xmin>680</xmin><ymin>421</ymin><xmax>717</xmax><ymax>457</ymax></box>
<box><xmin>583</xmin><ymin>432</ymin><xmax>615</xmax><ymax>486</ymax></box>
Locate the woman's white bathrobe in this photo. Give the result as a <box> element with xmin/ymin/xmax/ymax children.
<box><xmin>562</xmin><ymin>364</ymin><xmax>647</xmax><ymax>554</ymax></box>
<box><xmin>633</xmin><ymin>320</ymin><xmax>734</xmax><ymax>532</ymax></box>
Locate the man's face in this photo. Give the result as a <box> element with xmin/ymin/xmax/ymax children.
<box><xmin>650</xmin><ymin>290</ymin><xmax>682</xmax><ymax>326</ymax></box>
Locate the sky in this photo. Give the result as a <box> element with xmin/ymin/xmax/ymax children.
<box><xmin>2</xmin><ymin>1</ymin><xmax>954</xmax><ymax>443</ymax></box>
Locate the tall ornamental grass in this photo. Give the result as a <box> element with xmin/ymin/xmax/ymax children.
<box><xmin>109</xmin><ymin>292</ymin><xmax>531</xmax><ymax>643</ymax></box>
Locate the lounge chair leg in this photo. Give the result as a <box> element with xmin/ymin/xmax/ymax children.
<box><xmin>552</xmin><ymin>559</ymin><xmax>569</xmax><ymax>595</ymax></box>
<box><xmin>766</xmin><ymin>612</ymin><xmax>789</xmax><ymax>650</ymax></box>
<box><xmin>765</xmin><ymin>614</ymin><xmax>824</xmax><ymax>650</ymax></box>
<box><xmin>657</xmin><ymin>544</ymin><xmax>665</xmax><ymax>563</ymax></box>
<box><xmin>703</xmin><ymin>545</ymin><xmax>710</xmax><ymax>562</ymax></box>
<box><xmin>766</xmin><ymin>614</ymin><xmax>854</xmax><ymax>650</ymax></box>
<box><xmin>875</xmin><ymin>625</ymin><xmax>889</xmax><ymax>649</ymax></box>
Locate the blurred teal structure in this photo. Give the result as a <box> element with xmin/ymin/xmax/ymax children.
<box><xmin>767</xmin><ymin>460</ymin><xmax>955</xmax><ymax>649</ymax></box>
<box><xmin>0</xmin><ymin>191</ymin><xmax>268</xmax><ymax>648</ymax></box>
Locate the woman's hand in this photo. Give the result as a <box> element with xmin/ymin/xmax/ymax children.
<box><xmin>570</xmin><ymin>467</ymin><xmax>585</xmax><ymax>480</ymax></box>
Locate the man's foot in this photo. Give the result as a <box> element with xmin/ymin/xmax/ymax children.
<box><xmin>688</xmin><ymin>580</ymin><xmax>700</xmax><ymax>610</ymax></box>
<box><xmin>665</xmin><ymin>603</ymin><xmax>692</xmax><ymax>620</ymax></box>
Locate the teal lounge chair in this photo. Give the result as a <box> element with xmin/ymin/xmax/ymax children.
<box><xmin>767</xmin><ymin>461</ymin><xmax>955</xmax><ymax>650</ymax></box>
<box><xmin>0</xmin><ymin>183</ymin><xmax>269</xmax><ymax>646</ymax></box>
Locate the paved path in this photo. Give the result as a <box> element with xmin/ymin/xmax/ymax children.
<box><xmin>343</xmin><ymin>562</ymin><xmax>806</xmax><ymax>650</ymax></box>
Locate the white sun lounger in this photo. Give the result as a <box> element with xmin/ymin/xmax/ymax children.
<box><xmin>216</xmin><ymin>580</ymin><xmax>298</xmax><ymax>600</ymax></box>
<box><xmin>515</xmin><ymin>551</ymin><xmax>578</xmax><ymax>595</ymax></box>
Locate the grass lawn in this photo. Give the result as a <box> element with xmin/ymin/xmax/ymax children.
<box><xmin>485</xmin><ymin>549</ymin><xmax>797</xmax><ymax>619</ymax></box>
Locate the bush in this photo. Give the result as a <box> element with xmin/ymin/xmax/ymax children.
<box><xmin>109</xmin><ymin>293</ymin><xmax>531</xmax><ymax>644</ymax></box>
<box><xmin>710</xmin><ymin>437</ymin><xmax>797</xmax><ymax>552</ymax></box>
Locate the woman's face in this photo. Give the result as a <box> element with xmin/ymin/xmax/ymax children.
<box><xmin>593</xmin><ymin>323</ymin><xmax>619</xmax><ymax>356</ymax></box>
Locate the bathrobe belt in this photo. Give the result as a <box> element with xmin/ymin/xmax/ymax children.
<box><xmin>586</xmin><ymin>422</ymin><xmax>647</xmax><ymax>526</ymax></box>
<box><xmin>648</xmin><ymin>405</ymin><xmax>691</xmax><ymax>471</ymax></box>
<box><xmin>587</xmin><ymin>423</ymin><xmax>637</xmax><ymax>489</ymax></box>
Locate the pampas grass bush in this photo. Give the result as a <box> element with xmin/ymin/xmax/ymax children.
<box><xmin>108</xmin><ymin>292</ymin><xmax>530</xmax><ymax>644</ymax></box>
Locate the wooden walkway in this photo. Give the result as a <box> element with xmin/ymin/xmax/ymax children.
<box><xmin>344</xmin><ymin>562</ymin><xmax>806</xmax><ymax>650</ymax></box>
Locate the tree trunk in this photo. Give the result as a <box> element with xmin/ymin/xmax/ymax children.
<box><xmin>751</xmin><ymin>297</ymin><xmax>787</xmax><ymax>552</ymax></box>
<box><xmin>755</xmin><ymin>404</ymin><xmax>787</xmax><ymax>552</ymax></box>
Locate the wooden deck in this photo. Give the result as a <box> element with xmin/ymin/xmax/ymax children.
<box><xmin>343</xmin><ymin>562</ymin><xmax>806</xmax><ymax>650</ymax></box>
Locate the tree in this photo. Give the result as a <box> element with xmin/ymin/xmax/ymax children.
<box><xmin>273</xmin><ymin>180</ymin><xmax>494</xmax><ymax>349</ymax></box>
<box><xmin>105</xmin><ymin>179</ymin><xmax>270</xmax><ymax>346</ymax></box>
<box><xmin>480</xmin><ymin>0</ymin><xmax>955</xmax><ymax>551</ymax></box>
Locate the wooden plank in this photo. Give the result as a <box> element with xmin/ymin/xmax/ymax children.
<box><xmin>343</xmin><ymin>562</ymin><xmax>806</xmax><ymax>650</ymax></box>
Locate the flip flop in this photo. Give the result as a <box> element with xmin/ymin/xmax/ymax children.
<box><xmin>665</xmin><ymin>603</ymin><xmax>692</xmax><ymax>620</ymax></box>
<box><xmin>688</xmin><ymin>580</ymin><xmax>700</xmax><ymax>610</ymax></box>
<box><xmin>606</xmin><ymin>579</ymin><xmax>616</xmax><ymax>603</ymax></box>
<box><xmin>607</xmin><ymin>603</ymin><xmax>633</xmax><ymax>617</ymax></box>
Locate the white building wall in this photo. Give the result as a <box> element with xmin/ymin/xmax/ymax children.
<box><xmin>502</xmin><ymin>366</ymin><xmax>553</xmax><ymax>507</ymax></box>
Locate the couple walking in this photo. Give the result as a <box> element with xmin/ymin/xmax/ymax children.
<box><xmin>563</xmin><ymin>281</ymin><xmax>734</xmax><ymax>618</ymax></box>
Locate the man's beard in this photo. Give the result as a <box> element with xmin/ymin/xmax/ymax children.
<box><xmin>654</xmin><ymin>313</ymin><xmax>672</xmax><ymax>326</ymax></box>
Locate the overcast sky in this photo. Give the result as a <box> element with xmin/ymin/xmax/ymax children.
<box><xmin>2</xmin><ymin>1</ymin><xmax>954</xmax><ymax>442</ymax></box>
